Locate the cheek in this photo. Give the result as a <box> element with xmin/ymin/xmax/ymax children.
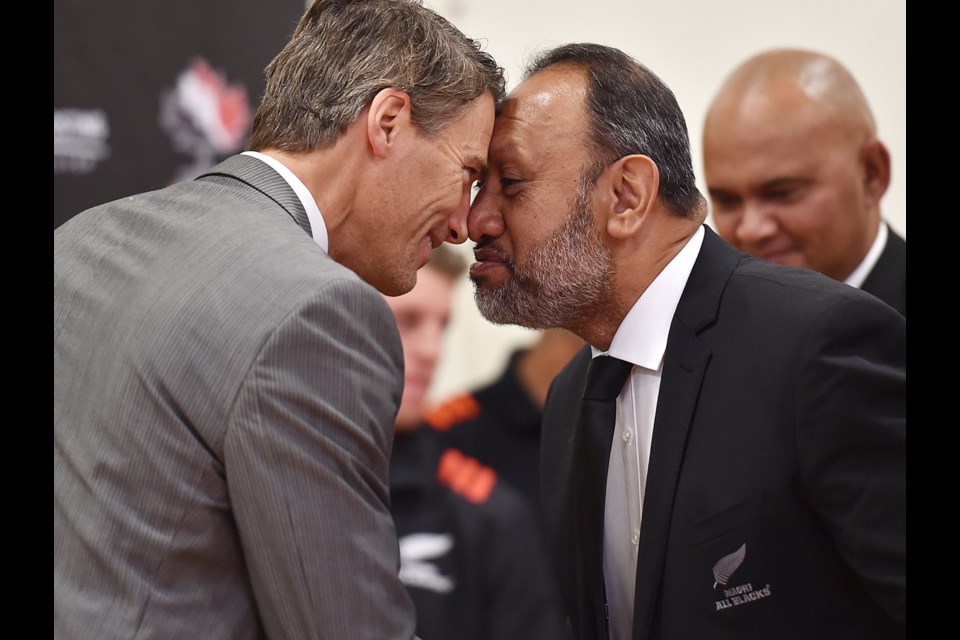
<box><xmin>500</xmin><ymin>189</ymin><xmax>544</xmax><ymax>236</ymax></box>
<box><xmin>420</xmin><ymin>174</ymin><xmax>466</xmax><ymax>218</ymax></box>
<box><xmin>779</xmin><ymin>191</ymin><xmax>844</xmax><ymax>247</ymax></box>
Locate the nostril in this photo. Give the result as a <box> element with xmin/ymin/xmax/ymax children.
<box><xmin>450</xmin><ymin>229</ymin><xmax>459</xmax><ymax>241</ymax></box>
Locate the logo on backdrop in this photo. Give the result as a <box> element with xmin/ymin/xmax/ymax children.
<box><xmin>54</xmin><ymin>109</ymin><xmax>110</xmax><ymax>175</ymax></box>
<box><xmin>160</xmin><ymin>57</ymin><xmax>251</xmax><ymax>183</ymax></box>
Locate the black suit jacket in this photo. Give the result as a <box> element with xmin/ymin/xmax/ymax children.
<box><xmin>541</xmin><ymin>226</ymin><xmax>905</xmax><ymax>640</ymax></box>
<box><xmin>861</xmin><ymin>225</ymin><xmax>906</xmax><ymax>316</ymax></box>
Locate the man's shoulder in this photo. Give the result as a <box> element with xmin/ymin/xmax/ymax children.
<box><xmin>55</xmin><ymin>171</ymin><xmax>388</xmax><ymax>352</ymax></box>
<box><xmin>729</xmin><ymin>256</ymin><xmax>888</xmax><ymax>314</ymax></box>
<box><xmin>698</xmin><ymin>256</ymin><xmax>905</xmax><ymax>379</ymax></box>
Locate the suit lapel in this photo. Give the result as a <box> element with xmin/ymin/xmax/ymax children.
<box><xmin>860</xmin><ymin>224</ymin><xmax>907</xmax><ymax>316</ymax></box>
<box><xmin>197</xmin><ymin>154</ymin><xmax>314</xmax><ymax>237</ymax></box>
<box><xmin>632</xmin><ymin>227</ymin><xmax>741</xmax><ymax>640</ymax></box>
<box><xmin>541</xmin><ymin>347</ymin><xmax>601</xmax><ymax>638</ymax></box>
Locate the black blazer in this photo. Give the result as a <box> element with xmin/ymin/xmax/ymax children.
<box><xmin>861</xmin><ymin>225</ymin><xmax>906</xmax><ymax>316</ymax></box>
<box><xmin>541</xmin><ymin>226</ymin><xmax>905</xmax><ymax>640</ymax></box>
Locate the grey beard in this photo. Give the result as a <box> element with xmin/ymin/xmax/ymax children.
<box><xmin>473</xmin><ymin>187</ymin><xmax>614</xmax><ymax>330</ymax></box>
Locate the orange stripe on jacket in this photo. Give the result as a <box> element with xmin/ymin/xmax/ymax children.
<box><xmin>424</xmin><ymin>394</ymin><xmax>481</xmax><ymax>432</ymax></box>
<box><xmin>437</xmin><ymin>449</ymin><xmax>497</xmax><ymax>504</ymax></box>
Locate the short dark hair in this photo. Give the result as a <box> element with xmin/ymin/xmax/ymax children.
<box><xmin>526</xmin><ymin>43</ymin><xmax>704</xmax><ymax>218</ymax></box>
<box><xmin>249</xmin><ymin>0</ymin><xmax>506</xmax><ymax>152</ymax></box>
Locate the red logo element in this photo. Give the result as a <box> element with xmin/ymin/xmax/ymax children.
<box><xmin>160</xmin><ymin>56</ymin><xmax>252</xmax><ymax>181</ymax></box>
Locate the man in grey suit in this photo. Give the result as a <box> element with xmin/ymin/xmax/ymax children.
<box><xmin>54</xmin><ymin>1</ymin><xmax>504</xmax><ymax>638</ymax></box>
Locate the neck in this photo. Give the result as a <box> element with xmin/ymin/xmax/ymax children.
<box><xmin>580</xmin><ymin>214</ymin><xmax>702</xmax><ymax>351</ymax></box>
<box><xmin>260</xmin><ymin>128</ymin><xmax>367</xmax><ymax>248</ymax></box>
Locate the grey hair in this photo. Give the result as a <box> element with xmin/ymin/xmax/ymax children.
<box><xmin>248</xmin><ymin>0</ymin><xmax>505</xmax><ymax>152</ymax></box>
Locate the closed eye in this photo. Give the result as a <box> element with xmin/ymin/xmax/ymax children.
<box><xmin>758</xmin><ymin>179</ymin><xmax>811</xmax><ymax>204</ymax></box>
<box><xmin>708</xmin><ymin>190</ymin><xmax>740</xmax><ymax>213</ymax></box>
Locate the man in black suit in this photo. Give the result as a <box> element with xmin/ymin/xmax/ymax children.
<box><xmin>467</xmin><ymin>44</ymin><xmax>905</xmax><ymax>640</ymax></box>
<box><xmin>703</xmin><ymin>48</ymin><xmax>906</xmax><ymax>316</ymax></box>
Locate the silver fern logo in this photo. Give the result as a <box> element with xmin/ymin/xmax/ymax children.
<box><xmin>712</xmin><ymin>543</ymin><xmax>773</xmax><ymax>611</ymax></box>
<box><xmin>398</xmin><ymin>533</ymin><xmax>455</xmax><ymax>594</ymax></box>
<box><xmin>712</xmin><ymin>543</ymin><xmax>746</xmax><ymax>589</ymax></box>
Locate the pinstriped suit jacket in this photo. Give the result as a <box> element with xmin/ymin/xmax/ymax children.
<box><xmin>54</xmin><ymin>155</ymin><xmax>417</xmax><ymax>639</ymax></box>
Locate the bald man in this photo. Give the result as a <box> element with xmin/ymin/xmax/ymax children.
<box><xmin>703</xmin><ymin>49</ymin><xmax>905</xmax><ymax>316</ymax></box>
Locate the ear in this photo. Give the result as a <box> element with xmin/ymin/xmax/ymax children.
<box><xmin>597</xmin><ymin>154</ymin><xmax>659</xmax><ymax>239</ymax></box>
<box><xmin>861</xmin><ymin>138</ymin><xmax>891</xmax><ymax>204</ymax></box>
<box><xmin>366</xmin><ymin>88</ymin><xmax>413</xmax><ymax>158</ymax></box>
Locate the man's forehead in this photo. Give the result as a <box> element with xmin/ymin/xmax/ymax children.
<box><xmin>505</xmin><ymin>68</ymin><xmax>587</xmax><ymax>116</ymax></box>
<box><xmin>489</xmin><ymin>69</ymin><xmax>588</xmax><ymax>157</ymax></box>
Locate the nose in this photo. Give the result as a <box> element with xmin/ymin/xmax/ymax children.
<box><xmin>444</xmin><ymin>185</ymin><xmax>472</xmax><ymax>245</ymax></box>
<box><xmin>467</xmin><ymin>184</ymin><xmax>505</xmax><ymax>243</ymax></box>
<box><xmin>735</xmin><ymin>203</ymin><xmax>778</xmax><ymax>248</ymax></box>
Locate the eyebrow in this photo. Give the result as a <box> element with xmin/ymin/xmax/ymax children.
<box><xmin>758</xmin><ymin>176</ymin><xmax>810</xmax><ymax>190</ymax></box>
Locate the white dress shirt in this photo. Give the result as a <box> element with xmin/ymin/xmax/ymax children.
<box><xmin>592</xmin><ymin>225</ymin><xmax>704</xmax><ymax>640</ymax></box>
<box><xmin>241</xmin><ymin>151</ymin><xmax>329</xmax><ymax>253</ymax></box>
<box><xmin>844</xmin><ymin>221</ymin><xmax>886</xmax><ymax>290</ymax></box>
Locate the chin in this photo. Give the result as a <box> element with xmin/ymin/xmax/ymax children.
<box><xmin>769</xmin><ymin>254</ymin><xmax>805</xmax><ymax>269</ymax></box>
<box><xmin>395</xmin><ymin>406</ymin><xmax>424</xmax><ymax>431</ymax></box>
<box><xmin>378</xmin><ymin>271</ymin><xmax>417</xmax><ymax>297</ymax></box>
<box><xmin>469</xmin><ymin>269</ymin><xmax>510</xmax><ymax>292</ymax></box>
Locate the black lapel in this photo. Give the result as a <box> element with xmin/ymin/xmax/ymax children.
<box><xmin>632</xmin><ymin>226</ymin><xmax>741</xmax><ymax>640</ymax></box>
<box><xmin>541</xmin><ymin>347</ymin><xmax>600</xmax><ymax>638</ymax></box>
<box><xmin>860</xmin><ymin>225</ymin><xmax>906</xmax><ymax>316</ymax></box>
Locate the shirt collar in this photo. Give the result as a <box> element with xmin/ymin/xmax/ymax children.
<box><xmin>592</xmin><ymin>225</ymin><xmax>705</xmax><ymax>372</ymax></box>
<box><xmin>241</xmin><ymin>151</ymin><xmax>329</xmax><ymax>253</ymax></box>
<box><xmin>844</xmin><ymin>221</ymin><xmax>886</xmax><ymax>290</ymax></box>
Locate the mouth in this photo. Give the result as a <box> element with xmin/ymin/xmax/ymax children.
<box><xmin>405</xmin><ymin>373</ymin><xmax>430</xmax><ymax>393</ymax></box>
<box><xmin>743</xmin><ymin>237</ymin><xmax>799</xmax><ymax>267</ymax></box>
<box><xmin>470</xmin><ymin>241</ymin><xmax>511</xmax><ymax>280</ymax></box>
<box><xmin>416</xmin><ymin>234</ymin><xmax>439</xmax><ymax>268</ymax></box>
<box><xmin>428</xmin><ymin>228</ymin><xmax>446</xmax><ymax>250</ymax></box>
<box><xmin>757</xmin><ymin>248</ymin><xmax>799</xmax><ymax>266</ymax></box>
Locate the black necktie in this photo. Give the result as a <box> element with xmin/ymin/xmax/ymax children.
<box><xmin>576</xmin><ymin>355</ymin><xmax>634</xmax><ymax>639</ymax></box>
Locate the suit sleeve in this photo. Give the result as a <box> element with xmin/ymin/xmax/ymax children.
<box><xmin>795</xmin><ymin>294</ymin><xmax>906</xmax><ymax>624</ymax></box>
<box><xmin>223</xmin><ymin>277</ymin><xmax>416</xmax><ymax>639</ymax></box>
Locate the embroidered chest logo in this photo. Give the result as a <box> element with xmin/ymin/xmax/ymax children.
<box><xmin>712</xmin><ymin>543</ymin><xmax>773</xmax><ymax>610</ymax></box>
<box><xmin>398</xmin><ymin>532</ymin><xmax>456</xmax><ymax>594</ymax></box>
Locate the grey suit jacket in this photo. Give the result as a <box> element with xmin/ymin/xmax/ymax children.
<box><xmin>54</xmin><ymin>155</ymin><xmax>417</xmax><ymax>639</ymax></box>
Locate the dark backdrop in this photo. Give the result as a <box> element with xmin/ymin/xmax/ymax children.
<box><xmin>54</xmin><ymin>0</ymin><xmax>308</xmax><ymax>228</ymax></box>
